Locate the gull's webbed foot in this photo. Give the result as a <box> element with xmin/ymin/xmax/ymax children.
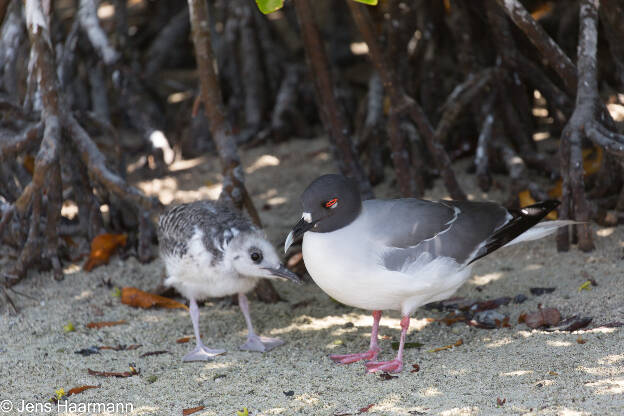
<box><xmin>329</xmin><ymin>348</ymin><xmax>380</xmax><ymax>365</ymax></box>
<box><xmin>239</xmin><ymin>335</ymin><xmax>284</xmax><ymax>352</ymax></box>
<box><xmin>183</xmin><ymin>344</ymin><xmax>226</xmax><ymax>362</ymax></box>
<box><xmin>365</xmin><ymin>358</ymin><xmax>403</xmax><ymax>374</ymax></box>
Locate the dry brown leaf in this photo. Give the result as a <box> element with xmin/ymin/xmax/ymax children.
<box><xmin>496</xmin><ymin>397</ymin><xmax>506</xmax><ymax>406</ymax></box>
<box><xmin>67</xmin><ymin>385</ymin><xmax>99</xmax><ymax>396</ymax></box>
<box><xmin>183</xmin><ymin>406</ymin><xmax>206</xmax><ymax>416</ymax></box>
<box><xmin>87</xmin><ymin>366</ymin><xmax>139</xmax><ymax>378</ymax></box>
<box><xmin>99</xmin><ymin>344</ymin><xmax>142</xmax><ymax>351</ymax></box>
<box><xmin>139</xmin><ymin>350</ymin><xmax>171</xmax><ymax>358</ymax></box>
<box><xmin>429</xmin><ymin>338</ymin><xmax>463</xmax><ymax>352</ymax></box>
<box><xmin>86</xmin><ymin>320</ymin><xmax>127</xmax><ymax>329</ymax></box>
<box><xmin>121</xmin><ymin>287</ymin><xmax>188</xmax><ymax>310</ymax></box>
<box><xmin>577</xmin><ymin>337</ymin><xmax>586</xmax><ymax>344</ymax></box>
<box><xmin>582</xmin><ymin>147</ymin><xmax>602</xmax><ymax>175</ymax></box>
<box><xmin>440</xmin><ymin>312</ymin><xmax>467</xmax><ymax>326</ymax></box>
<box><xmin>83</xmin><ymin>233</ymin><xmax>127</xmax><ymax>271</ymax></box>
<box><xmin>548</xmin><ymin>179</ymin><xmax>562</xmax><ymax>198</ymax></box>
<box><xmin>50</xmin><ymin>385</ymin><xmax>100</xmax><ymax>403</ymax></box>
<box><xmin>522</xmin><ymin>307</ymin><xmax>561</xmax><ymax>328</ymax></box>
<box><xmin>23</xmin><ymin>154</ymin><xmax>35</xmax><ymax>174</ymax></box>
<box><xmin>530</xmin><ymin>2</ymin><xmax>553</xmax><ymax>20</ymax></box>
<box><xmin>176</xmin><ymin>336</ymin><xmax>192</xmax><ymax>344</ymax></box>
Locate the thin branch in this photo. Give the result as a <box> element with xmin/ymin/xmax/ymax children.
<box><xmin>187</xmin><ymin>0</ymin><xmax>263</xmax><ymax>223</ymax></box>
<box><xmin>347</xmin><ymin>0</ymin><xmax>465</xmax><ymax>200</ymax></box>
<box><xmin>0</xmin><ymin>122</ymin><xmax>43</xmax><ymax>161</ymax></box>
<box><xmin>558</xmin><ymin>0</ymin><xmax>600</xmax><ymax>252</ymax></box>
<box><xmin>78</xmin><ymin>0</ymin><xmax>119</xmax><ymax>65</ymax></box>
<box><xmin>494</xmin><ymin>0</ymin><xmax>577</xmax><ymax>94</ymax></box>
<box><xmin>295</xmin><ymin>0</ymin><xmax>373</xmax><ymax>199</ymax></box>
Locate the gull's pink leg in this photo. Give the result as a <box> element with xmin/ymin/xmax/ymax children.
<box><xmin>365</xmin><ymin>315</ymin><xmax>409</xmax><ymax>373</ymax></box>
<box><xmin>330</xmin><ymin>310</ymin><xmax>382</xmax><ymax>364</ymax></box>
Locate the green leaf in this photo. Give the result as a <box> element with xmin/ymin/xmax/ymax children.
<box><xmin>255</xmin><ymin>0</ymin><xmax>284</xmax><ymax>14</ymax></box>
<box><xmin>63</xmin><ymin>322</ymin><xmax>75</xmax><ymax>333</ymax></box>
<box><xmin>352</xmin><ymin>0</ymin><xmax>378</xmax><ymax>5</ymax></box>
<box><xmin>236</xmin><ymin>408</ymin><xmax>249</xmax><ymax>416</ymax></box>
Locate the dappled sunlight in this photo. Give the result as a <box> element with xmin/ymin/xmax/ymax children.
<box><xmin>247</xmin><ymin>154</ymin><xmax>280</xmax><ymax>173</ymax></box>
<box><xmin>524</xmin><ymin>263</ymin><xmax>543</xmax><ymax>271</ymax></box>
<box><xmin>293</xmin><ymin>393</ymin><xmax>320</xmax><ymax>405</ymax></box>
<box><xmin>140</xmin><ymin>314</ymin><xmax>168</xmax><ymax>323</ymax></box>
<box><xmin>168</xmin><ymin>157</ymin><xmax>204</xmax><ymax>172</ymax></box>
<box><xmin>547</xmin><ymin>340</ymin><xmax>573</xmax><ymax>347</ymax></box>
<box><xmin>63</xmin><ymin>263</ymin><xmax>82</xmax><ymax>275</ymax></box>
<box><xmin>266</xmin><ymin>196</ymin><xmax>288</xmax><ymax>207</ymax></box>
<box><xmin>597</xmin><ymin>354</ymin><xmax>624</xmax><ymax>365</ymax></box>
<box><xmin>73</xmin><ymin>290</ymin><xmax>93</xmax><ymax>301</ymax></box>
<box><xmin>197</xmin><ymin>361</ymin><xmax>233</xmax><ymax>372</ymax></box>
<box><xmin>138</xmin><ymin>177</ymin><xmax>222</xmax><ymax>205</ymax></box>
<box><xmin>585</xmin><ymin>377</ymin><xmax>624</xmax><ymax>394</ymax></box>
<box><xmin>535</xmin><ymin>379</ymin><xmax>555</xmax><ymax>387</ymax></box>
<box><xmin>439</xmin><ymin>406</ymin><xmax>479</xmax><ymax>415</ymax></box>
<box><xmin>370</xmin><ymin>394</ymin><xmax>415</xmax><ymax>413</ymax></box>
<box><xmin>583</xmin><ymin>327</ymin><xmax>618</xmax><ymax>335</ymax></box>
<box><xmin>61</xmin><ymin>201</ymin><xmax>78</xmax><ymax>219</ymax></box>
<box><xmin>555</xmin><ymin>409</ymin><xmax>591</xmax><ymax>416</ymax></box>
<box><xmin>596</xmin><ymin>227</ymin><xmax>615</xmax><ymax>237</ymax></box>
<box><xmin>419</xmin><ymin>386</ymin><xmax>443</xmax><ymax>397</ymax></box>
<box><xmin>470</xmin><ymin>271</ymin><xmax>503</xmax><ymax>285</ymax></box>
<box><xmin>500</xmin><ymin>369</ymin><xmax>534</xmax><ymax>377</ymax></box>
<box><xmin>578</xmin><ymin>365</ymin><xmax>624</xmax><ymax>377</ymax></box>
<box><xmin>271</xmin><ymin>313</ymin><xmax>432</xmax><ymax>336</ymax></box>
<box><xmin>128</xmin><ymin>406</ymin><xmax>161</xmax><ymax>415</ymax></box>
<box><xmin>485</xmin><ymin>337</ymin><xmax>513</xmax><ymax>348</ymax></box>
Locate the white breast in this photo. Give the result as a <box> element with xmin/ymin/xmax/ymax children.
<box><xmin>302</xmin><ymin>211</ymin><xmax>472</xmax><ymax>316</ymax></box>
<box><xmin>163</xmin><ymin>229</ymin><xmax>257</xmax><ymax>300</ymax></box>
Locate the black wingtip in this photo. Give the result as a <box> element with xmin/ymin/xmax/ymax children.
<box><xmin>518</xmin><ymin>200</ymin><xmax>560</xmax><ymax>216</ymax></box>
<box><xmin>468</xmin><ymin>199</ymin><xmax>560</xmax><ymax>265</ymax></box>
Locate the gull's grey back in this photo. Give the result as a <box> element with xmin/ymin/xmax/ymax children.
<box><xmin>158</xmin><ymin>200</ymin><xmax>256</xmax><ymax>261</ymax></box>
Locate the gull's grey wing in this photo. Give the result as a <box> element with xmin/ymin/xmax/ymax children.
<box><xmin>363</xmin><ymin>199</ymin><xmax>457</xmax><ymax>248</ymax></box>
<box><xmin>370</xmin><ymin>199</ymin><xmax>510</xmax><ymax>271</ymax></box>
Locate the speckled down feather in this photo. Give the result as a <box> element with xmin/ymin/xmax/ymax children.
<box><xmin>157</xmin><ymin>200</ymin><xmax>256</xmax><ymax>265</ymax></box>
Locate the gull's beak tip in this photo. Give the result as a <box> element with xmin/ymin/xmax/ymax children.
<box><xmin>284</xmin><ymin>231</ymin><xmax>294</xmax><ymax>254</ymax></box>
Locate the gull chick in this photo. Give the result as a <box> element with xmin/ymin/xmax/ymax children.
<box><xmin>158</xmin><ymin>200</ymin><xmax>300</xmax><ymax>361</ymax></box>
<box><xmin>285</xmin><ymin>174</ymin><xmax>572</xmax><ymax>373</ymax></box>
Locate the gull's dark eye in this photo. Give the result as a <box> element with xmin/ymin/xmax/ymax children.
<box><xmin>250</xmin><ymin>252</ymin><xmax>262</xmax><ymax>263</ymax></box>
<box><xmin>323</xmin><ymin>198</ymin><xmax>339</xmax><ymax>209</ymax></box>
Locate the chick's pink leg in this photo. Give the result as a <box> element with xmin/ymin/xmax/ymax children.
<box><xmin>365</xmin><ymin>315</ymin><xmax>409</xmax><ymax>373</ymax></box>
<box><xmin>183</xmin><ymin>298</ymin><xmax>226</xmax><ymax>362</ymax></box>
<box><xmin>330</xmin><ymin>310</ymin><xmax>382</xmax><ymax>364</ymax></box>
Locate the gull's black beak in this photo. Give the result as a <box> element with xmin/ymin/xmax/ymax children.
<box><xmin>263</xmin><ymin>265</ymin><xmax>302</xmax><ymax>284</ymax></box>
<box><xmin>284</xmin><ymin>216</ymin><xmax>316</xmax><ymax>253</ymax></box>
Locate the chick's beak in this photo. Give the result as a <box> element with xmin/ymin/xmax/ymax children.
<box><xmin>284</xmin><ymin>216</ymin><xmax>316</xmax><ymax>253</ymax></box>
<box><xmin>263</xmin><ymin>265</ymin><xmax>301</xmax><ymax>284</ymax></box>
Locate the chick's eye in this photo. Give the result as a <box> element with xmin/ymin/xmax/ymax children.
<box><xmin>324</xmin><ymin>198</ymin><xmax>338</xmax><ymax>209</ymax></box>
<box><xmin>250</xmin><ymin>252</ymin><xmax>262</xmax><ymax>263</ymax></box>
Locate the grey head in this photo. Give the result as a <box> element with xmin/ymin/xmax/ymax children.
<box><xmin>284</xmin><ymin>174</ymin><xmax>362</xmax><ymax>252</ymax></box>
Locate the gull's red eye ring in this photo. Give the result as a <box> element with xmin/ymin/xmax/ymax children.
<box><xmin>324</xmin><ymin>198</ymin><xmax>338</xmax><ymax>208</ymax></box>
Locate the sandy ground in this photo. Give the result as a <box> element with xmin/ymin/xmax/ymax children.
<box><xmin>1</xmin><ymin>137</ymin><xmax>623</xmax><ymax>416</ymax></box>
